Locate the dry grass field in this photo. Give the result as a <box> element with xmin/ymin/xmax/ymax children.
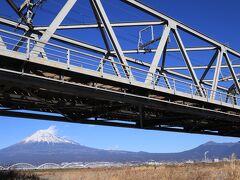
<box><xmin>2</xmin><ymin>161</ymin><xmax>240</xmax><ymax>180</ymax></box>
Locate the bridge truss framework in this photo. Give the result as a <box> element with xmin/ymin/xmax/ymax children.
<box><xmin>0</xmin><ymin>0</ymin><xmax>240</xmax><ymax>137</ymax></box>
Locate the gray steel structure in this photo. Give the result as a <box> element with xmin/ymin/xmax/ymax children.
<box><xmin>0</xmin><ymin>0</ymin><xmax>240</xmax><ymax>137</ymax></box>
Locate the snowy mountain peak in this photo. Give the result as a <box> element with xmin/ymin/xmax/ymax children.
<box><xmin>22</xmin><ymin>126</ymin><xmax>78</xmax><ymax>145</ymax></box>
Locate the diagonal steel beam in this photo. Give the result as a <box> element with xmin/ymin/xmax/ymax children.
<box><xmin>31</xmin><ymin>0</ymin><xmax>77</xmax><ymax>56</ymax></box>
<box><xmin>31</xmin><ymin>34</ymin><xmax>48</xmax><ymax>60</ymax></box>
<box><xmin>91</xmin><ymin>0</ymin><xmax>121</xmax><ymax>77</ymax></box>
<box><xmin>200</xmin><ymin>50</ymin><xmax>218</xmax><ymax>82</ymax></box>
<box><xmin>6</xmin><ymin>0</ymin><xmax>32</xmax><ymax>28</ymax></box>
<box><xmin>210</xmin><ymin>49</ymin><xmax>223</xmax><ymax>99</ymax></box>
<box><xmin>12</xmin><ymin>30</ymin><xmax>33</xmax><ymax>51</ymax></box>
<box><xmin>97</xmin><ymin>54</ymin><xmax>121</xmax><ymax>77</ymax></box>
<box><xmin>19</xmin><ymin>0</ymin><xmax>30</xmax><ymax>12</ymax></box>
<box><xmin>224</xmin><ymin>53</ymin><xmax>240</xmax><ymax>93</ymax></box>
<box><xmin>161</xmin><ymin>42</ymin><xmax>168</xmax><ymax>72</ymax></box>
<box><xmin>92</xmin><ymin>0</ymin><xmax>132</xmax><ymax>79</ymax></box>
<box><xmin>0</xmin><ymin>36</ymin><xmax>6</xmax><ymax>50</ymax></box>
<box><xmin>173</xmin><ymin>28</ymin><xmax>204</xmax><ymax>96</ymax></box>
<box><xmin>145</xmin><ymin>25</ymin><xmax>171</xmax><ymax>84</ymax></box>
<box><xmin>90</xmin><ymin>0</ymin><xmax>111</xmax><ymax>52</ymax></box>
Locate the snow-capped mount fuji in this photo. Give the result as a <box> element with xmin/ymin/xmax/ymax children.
<box><xmin>1</xmin><ymin>126</ymin><xmax>240</xmax><ymax>166</ymax></box>
<box><xmin>0</xmin><ymin>126</ymin><xmax>105</xmax><ymax>165</ymax></box>
<box><xmin>22</xmin><ymin>126</ymin><xmax>78</xmax><ymax>145</ymax></box>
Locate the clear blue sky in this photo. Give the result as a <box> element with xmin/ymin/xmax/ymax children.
<box><xmin>0</xmin><ymin>0</ymin><xmax>240</xmax><ymax>153</ymax></box>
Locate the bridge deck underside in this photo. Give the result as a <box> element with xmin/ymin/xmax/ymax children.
<box><xmin>0</xmin><ymin>55</ymin><xmax>240</xmax><ymax>137</ymax></box>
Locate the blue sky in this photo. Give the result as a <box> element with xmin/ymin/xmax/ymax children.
<box><xmin>0</xmin><ymin>0</ymin><xmax>240</xmax><ymax>153</ymax></box>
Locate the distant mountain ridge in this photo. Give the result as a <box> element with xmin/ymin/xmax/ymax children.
<box><xmin>0</xmin><ymin>126</ymin><xmax>239</xmax><ymax>166</ymax></box>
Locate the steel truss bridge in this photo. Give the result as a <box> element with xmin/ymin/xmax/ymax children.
<box><xmin>0</xmin><ymin>0</ymin><xmax>240</xmax><ymax>137</ymax></box>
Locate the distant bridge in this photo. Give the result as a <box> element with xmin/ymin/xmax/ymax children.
<box><xmin>2</xmin><ymin>162</ymin><xmax>124</xmax><ymax>170</ymax></box>
<box><xmin>0</xmin><ymin>0</ymin><xmax>240</xmax><ymax>137</ymax></box>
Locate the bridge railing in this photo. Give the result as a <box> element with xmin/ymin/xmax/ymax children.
<box><xmin>0</xmin><ymin>29</ymin><xmax>239</xmax><ymax>108</ymax></box>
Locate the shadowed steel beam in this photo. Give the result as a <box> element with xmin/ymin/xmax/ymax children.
<box><xmin>160</xmin><ymin>42</ymin><xmax>171</xmax><ymax>89</ymax></box>
<box><xmin>6</xmin><ymin>0</ymin><xmax>32</xmax><ymax>28</ymax></box>
<box><xmin>91</xmin><ymin>0</ymin><xmax>111</xmax><ymax>52</ymax></box>
<box><xmin>211</xmin><ymin>50</ymin><xmax>223</xmax><ymax>99</ymax></box>
<box><xmin>12</xmin><ymin>30</ymin><xmax>33</xmax><ymax>51</ymax></box>
<box><xmin>145</xmin><ymin>25</ymin><xmax>171</xmax><ymax>83</ymax></box>
<box><xmin>173</xmin><ymin>28</ymin><xmax>204</xmax><ymax>96</ymax></box>
<box><xmin>154</xmin><ymin>38</ymin><xmax>168</xmax><ymax>86</ymax></box>
<box><xmin>200</xmin><ymin>50</ymin><xmax>218</xmax><ymax>82</ymax></box>
<box><xmin>92</xmin><ymin>0</ymin><xmax>132</xmax><ymax>79</ymax></box>
<box><xmin>34</xmin><ymin>21</ymin><xmax>165</xmax><ymax>30</ymax></box>
<box><xmin>224</xmin><ymin>53</ymin><xmax>240</xmax><ymax>93</ymax></box>
<box><xmin>31</xmin><ymin>0</ymin><xmax>77</xmax><ymax>55</ymax></box>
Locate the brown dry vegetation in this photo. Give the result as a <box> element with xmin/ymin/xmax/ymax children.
<box><xmin>4</xmin><ymin>161</ymin><xmax>240</xmax><ymax>180</ymax></box>
<box><xmin>0</xmin><ymin>170</ymin><xmax>40</xmax><ymax>180</ymax></box>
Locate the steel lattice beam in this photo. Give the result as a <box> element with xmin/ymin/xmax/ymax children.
<box><xmin>0</xmin><ymin>0</ymin><xmax>240</xmax><ymax>137</ymax></box>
